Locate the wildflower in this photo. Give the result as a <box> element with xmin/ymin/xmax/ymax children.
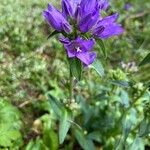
<box><xmin>124</xmin><ymin>3</ymin><xmax>133</xmax><ymax>10</ymax></box>
<box><xmin>121</xmin><ymin>61</ymin><xmax>138</xmax><ymax>72</ymax></box>
<box><xmin>43</xmin><ymin>0</ymin><xmax>124</xmax><ymax>65</ymax></box>
<box><xmin>60</xmin><ymin>37</ymin><xmax>96</xmax><ymax>65</ymax></box>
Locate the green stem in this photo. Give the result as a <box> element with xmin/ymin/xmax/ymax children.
<box><xmin>69</xmin><ymin>68</ymin><xmax>74</xmax><ymax>103</ymax></box>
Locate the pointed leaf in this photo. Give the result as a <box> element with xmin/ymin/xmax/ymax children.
<box><xmin>139</xmin><ymin>53</ymin><xmax>150</xmax><ymax>66</ymax></box>
<box><xmin>47</xmin><ymin>30</ymin><xmax>60</xmax><ymax>39</ymax></box>
<box><xmin>47</xmin><ymin>93</ymin><xmax>63</xmax><ymax>118</ymax></box>
<box><xmin>59</xmin><ymin>109</ymin><xmax>72</xmax><ymax>144</ymax></box>
<box><xmin>120</xmin><ymin>90</ymin><xmax>129</xmax><ymax>107</ymax></box>
<box><xmin>116</xmin><ymin>114</ymin><xmax>134</xmax><ymax>150</ymax></box>
<box><xmin>96</xmin><ymin>38</ymin><xmax>107</xmax><ymax>58</ymax></box>
<box><xmin>74</xmin><ymin>129</ymin><xmax>95</xmax><ymax>150</ymax></box>
<box><xmin>90</xmin><ymin>60</ymin><xmax>105</xmax><ymax>77</ymax></box>
<box><xmin>68</xmin><ymin>58</ymin><xmax>82</xmax><ymax>80</ymax></box>
<box><xmin>43</xmin><ymin>129</ymin><xmax>59</xmax><ymax>150</ymax></box>
<box><xmin>129</xmin><ymin>137</ymin><xmax>144</xmax><ymax>150</ymax></box>
<box><xmin>138</xmin><ymin>118</ymin><xmax>150</xmax><ymax>137</ymax></box>
<box><xmin>88</xmin><ymin>131</ymin><xmax>102</xmax><ymax>143</ymax></box>
<box><xmin>110</xmin><ymin>80</ymin><xmax>130</xmax><ymax>88</ymax></box>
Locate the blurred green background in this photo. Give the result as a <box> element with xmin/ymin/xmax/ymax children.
<box><xmin>0</xmin><ymin>0</ymin><xmax>150</xmax><ymax>149</ymax></box>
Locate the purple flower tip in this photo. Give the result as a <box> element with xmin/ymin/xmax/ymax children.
<box><xmin>43</xmin><ymin>3</ymin><xmax>72</xmax><ymax>33</ymax></box>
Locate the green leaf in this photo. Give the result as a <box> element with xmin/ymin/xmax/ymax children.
<box><xmin>68</xmin><ymin>58</ymin><xmax>82</xmax><ymax>80</ymax></box>
<box><xmin>74</xmin><ymin>129</ymin><xmax>95</xmax><ymax>150</ymax></box>
<box><xmin>90</xmin><ymin>60</ymin><xmax>105</xmax><ymax>77</ymax></box>
<box><xmin>25</xmin><ymin>139</ymin><xmax>35</xmax><ymax>150</ymax></box>
<box><xmin>47</xmin><ymin>30</ymin><xmax>60</xmax><ymax>39</ymax></box>
<box><xmin>88</xmin><ymin>131</ymin><xmax>102</xmax><ymax>143</ymax></box>
<box><xmin>25</xmin><ymin>138</ymin><xmax>48</xmax><ymax>150</ymax></box>
<box><xmin>138</xmin><ymin>118</ymin><xmax>150</xmax><ymax>137</ymax></box>
<box><xmin>0</xmin><ymin>100</ymin><xmax>22</xmax><ymax>148</ymax></box>
<box><xmin>76</xmin><ymin>95</ymin><xmax>93</xmax><ymax>124</ymax></box>
<box><xmin>116</xmin><ymin>115</ymin><xmax>134</xmax><ymax>150</ymax></box>
<box><xmin>47</xmin><ymin>93</ymin><xmax>63</xmax><ymax>118</ymax></box>
<box><xmin>59</xmin><ymin>109</ymin><xmax>72</xmax><ymax>144</ymax></box>
<box><xmin>0</xmin><ymin>100</ymin><xmax>21</xmax><ymax>125</ymax></box>
<box><xmin>110</xmin><ymin>80</ymin><xmax>130</xmax><ymax>88</ymax></box>
<box><xmin>96</xmin><ymin>38</ymin><xmax>107</xmax><ymax>58</ymax></box>
<box><xmin>47</xmin><ymin>94</ymin><xmax>73</xmax><ymax>144</ymax></box>
<box><xmin>43</xmin><ymin>129</ymin><xmax>59</xmax><ymax>150</ymax></box>
<box><xmin>122</xmin><ymin>119</ymin><xmax>132</xmax><ymax>140</ymax></box>
<box><xmin>129</xmin><ymin>137</ymin><xmax>144</xmax><ymax>150</ymax></box>
<box><xmin>139</xmin><ymin>53</ymin><xmax>150</xmax><ymax>66</ymax></box>
<box><xmin>0</xmin><ymin>123</ymin><xmax>21</xmax><ymax>147</ymax></box>
<box><xmin>120</xmin><ymin>90</ymin><xmax>129</xmax><ymax>107</ymax></box>
<box><xmin>115</xmin><ymin>137</ymin><xmax>126</xmax><ymax>150</ymax></box>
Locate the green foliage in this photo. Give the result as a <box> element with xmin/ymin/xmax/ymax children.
<box><xmin>48</xmin><ymin>94</ymin><xmax>73</xmax><ymax>144</ymax></box>
<box><xmin>74</xmin><ymin>129</ymin><xmax>95</xmax><ymax>150</ymax></box>
<box><xmin>59</xmin><ymin>109</ymin><xmax>72</xmax><ymax>144</ymax></box>
<box><xmin>90</xmin><ymin>60</ymin><xmax>105</xmax><ymax>77</ymax></box>
<box><xmin>0</xmin><ymin>0</ymin><xmax>48</xmax><ymax>54</ymax></box>
<box><xmin>0</xmin><ymin>123</ymin><xmax>21</xmax><ymax>147</ymax></box>
<box><xmin>0</xmin><ymin>0</ymin><xmax>150</xmax><ymax>149</ymax></box>
<box><xmin>69</xmin><ymin>58</ymin><xmax>83</xmax><ymax>80</ymax></box>
<box><xmin>25</xmin><ymin>130</ymin><xmax>59</xmax><ymax>150</ymax></box>
<box><xmin>95</xmin><ymin>38</ymin><xmax>107</xmax><ymax>58</ymax></box>
<box><xmin>0</xmin><ymin>100</ymin><xmax>22</xmax><ymax>148</ymax></box>
<box><xmin>139</xmin><ymin>53</ymin><xmax>150</xmax><ymax>66</ymax></box>
<box><xmin>129</xmin><ymin>137</ymin><xmax>144</xmax><ymax>150</ymax></box>
<box><xmin>47</xmin><ymin>94</ymin><xmax>63</xmax><ymax>118</ymax></box>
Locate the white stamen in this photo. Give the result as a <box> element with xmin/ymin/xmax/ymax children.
<box><xmin>76</xmin><ymin>47</ymin><xmax>82</xmax><ymax>52</ymax></box>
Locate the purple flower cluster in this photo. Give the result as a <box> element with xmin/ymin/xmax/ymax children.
<box><xmin>43</xmin><ymin>0</ymin><xmax>124</xmax><ymax>66</ymax></box>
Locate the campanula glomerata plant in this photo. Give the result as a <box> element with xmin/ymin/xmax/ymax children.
<box><xmin>42</xmin><ymin>0</ymin><xmax>126</xmax><ymax>147</ymax></box>
<box><xmin>43</xmin><ymin>0</ymin><xmax>150</xmax><ymax>149</ymax></box>
<box><xmin>0</xmin><ymin>0</ymin><xmax>150</xmax><ymax>149</ymax></box>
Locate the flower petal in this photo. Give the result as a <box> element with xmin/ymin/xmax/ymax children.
<box><xmin>96</xmin><ymin>13</ymin><xmax>119</xmax><ymax>27</ymax></box>
<box><xmin>62</xmin><ymin>0</ymin><xmax>73</xmax><ymax>18</ymax></box>
<box><xmin>98</xmin><ymin>0</ymin><xmax>109</xmax><ymax>10</ymax></box>
<box><xmin>63</xmin><ymin>40</ymin><xmax>76</xmax><ymax>58</ymax></box>
<box><xmin>79</xmin><ymin>10</ymin><xmax>99</xmax><ymax>32</ymax></box>
<box><xmin>81</xmin><ymin>38</ymin><xmax>95</xmax><ymax>51</ymax></box>
<box><xmin>80</xmin><ymin>0</ymin><xmax>97</xmax><ymax>15</ymax></box>
<box><xmin>43</xmin><ymin>3</ymin><xmax>72</xmax><ymax>32</ymax></box>
<box><xmin>72</xmin><ymin>0</ymin><xmax>81</xmax><ymax>11</ymax></box>
<box><xmin>92</xmin><ymin>26</ymin><xmax>105</xmax><ymax>36</ymax></box>
<box><xmin>65</xmin><ymin>48</ymin><xmax>76</xmax><ymax>57</ymax></box>
<box><xmin>92</xmin><ymin>13</ymin><xmax>124</xmax><ymax>39</ymax></box>
<box><xmin>62</xmin><ymin>22</ymin><xmax>72</xmax><ymax>33</ymax></box>
<box><xmin>61</xmin><ymin>37</ymin><xmax>96</xmax><ymax>62</ymax></box>
<box><xmin>59</xmin><ymin>36</ymin><xmax>70</xmax><ymax>44</ymax></box>
<box><xmin>77</xmin><ymin>52</ymin><xmax>96</xmax><ymax>65</ymax></box>
<box><xmin>74</xmin><ymin>37</ymin><xmax>95</xmax><ymax>52</ymax></box>
<box><xmin>74</xmin><ymin>4</ymin><xmax>82</xmax><ymax>22</ymax></box>
<box><xmin>43</xmin><ymin>10</ymin><xmax>62</xmax><ymax>31</ymax></box>
<box><xmin>99</xmin><ymin>24</ymin><xmax>124</xmax><ymax>39</ymax></box>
